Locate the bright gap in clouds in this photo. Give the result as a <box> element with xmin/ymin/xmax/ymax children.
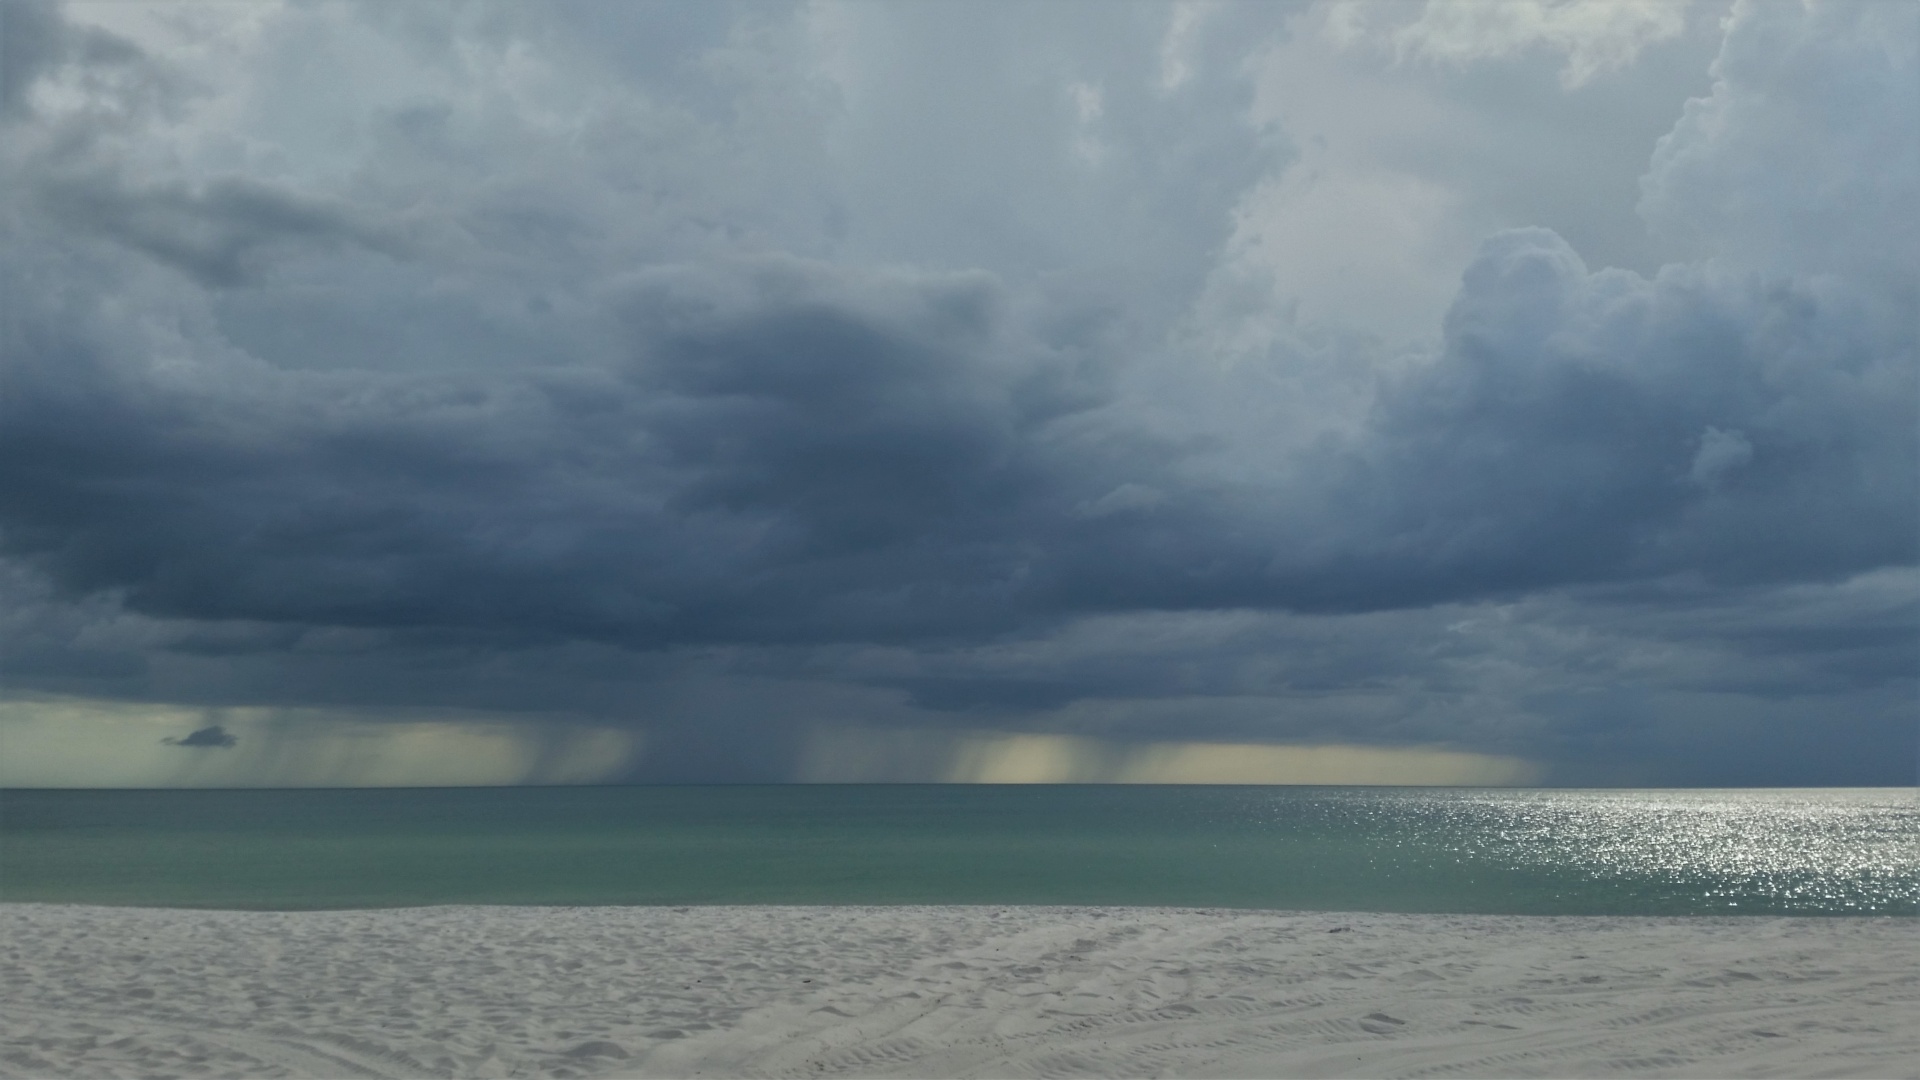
<box><xmin>0</xmin><ymin>0</ymin><xmax>1912</xmax><ymax>786</ymax></box>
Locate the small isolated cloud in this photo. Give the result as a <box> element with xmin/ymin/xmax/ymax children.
<box><xmin>163</xmin><ymin>724</ymin><xmax>237</xmax><ymax>748</ymax></box>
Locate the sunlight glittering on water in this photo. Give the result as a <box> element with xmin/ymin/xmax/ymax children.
<box><xmin>1388</xmin><ymin>788</ymin><xmax>1917</xmax><ymax>914</ymax></box>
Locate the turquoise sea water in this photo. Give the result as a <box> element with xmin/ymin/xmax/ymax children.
<box><xmin>0</xmin><ymin>786</ymin><xmax>1912</xmax><ymax>915</ymax></box>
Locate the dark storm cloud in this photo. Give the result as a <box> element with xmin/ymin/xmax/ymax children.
<box><xmin>37</xmin><ymin>174</ymin><xmax>398</xmax><ymax>287</ymax></box>
<box><xmin>163</xmin><ymin>724</ymin><xmax>236</xmax><ymax>748</ymax></box>
<box><xmin>1</xmin><ymin>0</ymin><xmax>145</xmax><ymax>118</ymax></box>
<box><xmin>1319</xmin><ymin>231</ymin><xmax>1916</xmax><ymax>597</ymax></box>
<box><xmin>0</xmin><ymin>0</ymin><xmax>1913</xmax><ymax>784</ymax></box>
<box><xmin>0</xmin><ymin>252</ymin><xmax>1109</xmax><ymax>646</ymax></box>
<box><xmin>0</xmin><ymin>1</ymin><xmax>63</xmax><ymax>116</ymax></box>
<box><xmin>12</xmin><ymin>235</ymin><xmax>1901</xmax><ymax>649</ymax></box>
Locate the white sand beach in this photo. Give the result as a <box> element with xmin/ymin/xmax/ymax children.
<box><xmin>1</xmin><ymin>905</ymin><xmax>1913</xmax><ymax>1079</ymax></box>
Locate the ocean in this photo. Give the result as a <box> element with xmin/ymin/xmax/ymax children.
<box><xmin>1</xmin><ymin>785</ymin><xmax>1912</xmax><ymax>915</ymax></box>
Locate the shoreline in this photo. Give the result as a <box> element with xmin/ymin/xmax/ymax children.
<box><xmin>4</xmin><ymin>904</ymin><xmax>1915</xmax><ymax>1078</ymax></box>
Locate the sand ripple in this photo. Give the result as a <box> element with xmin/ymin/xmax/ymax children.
<box><xmin>2</xmin><ymin>905</ymin><xmax>1913</xmax><ymax>1078</ymax></box>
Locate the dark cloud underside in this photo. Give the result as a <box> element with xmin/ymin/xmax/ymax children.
<box><xmin>0</xmin><ymin>0</ymin><xmax>1913</xmax><ymax>783</ymax></box>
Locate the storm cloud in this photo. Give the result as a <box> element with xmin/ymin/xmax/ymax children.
<box><xmin>163</xmin><ymin>724</ymin><xmax>237</xmax><ymax>748</ymax></box>
<box><xmin>0</xmin><ymin>0</ymin><xmax>1913</xmax><ymax>784</ymax></box>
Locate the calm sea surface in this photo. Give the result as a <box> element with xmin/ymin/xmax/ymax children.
<box><xmin>1</xmin><ymin>786</ymin><xmax>1912</xmax><ymax>915</ymax></box>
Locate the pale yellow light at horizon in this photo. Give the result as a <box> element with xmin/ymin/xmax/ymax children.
<box><xmin>799</xmin><ymin>728</ymin><xmax>1543</xmax><ymax>785</ymax></box>
<box><xmin>944</xmin><ymin>733</ymin><xmax>1540</xmax><ymax>785</ymax></box>
<box><xmin>1111</xmin><ymin>740</ymin><xmax>1540</xmax><ymax>785</ymax></box>
<box><xmin>0</xmin><ymin>697</ymin><xmax>640</xmax><ymax>788</ymax></box>
<box><xmin>3</xmin><ymin>698</ymin><xmax>1544</xmax><ymax>787</ymax></box>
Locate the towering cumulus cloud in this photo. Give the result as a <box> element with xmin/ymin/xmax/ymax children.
<box><xmin>0</xmin><ymin>0</ymin><xmax>1912</xmax><ymax>785</ymax></box>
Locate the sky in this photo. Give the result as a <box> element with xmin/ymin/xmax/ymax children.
<box><xmin>0</xmin><ymin>0</ymin><xmax>1914</xmax><ymax>787</ymax></box>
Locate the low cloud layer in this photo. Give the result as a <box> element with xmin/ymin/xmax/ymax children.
<box><xmin>1</xmin><ymin>0</ymin><xmax>1912</xmax><ymax>784</ymax></box>
<box><xmin>163</xmin><ymin>724</ymin><xmax>237</xmax><ymax>748</ymax></box>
